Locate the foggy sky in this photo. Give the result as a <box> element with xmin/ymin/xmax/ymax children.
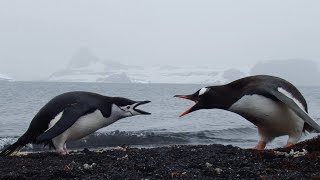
<box><xmin>0</xmin><ymin>0</ymin><xmax>319</xmax><ymax>80</ymax></box>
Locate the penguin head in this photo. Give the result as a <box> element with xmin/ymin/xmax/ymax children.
<box><xmin>113</xmin><ymin>97</ymin><xmax>151</xmax><ymax>117</ymax></box>
<box><xmin>175</xmin><ymin>86</ymin><xmax>226</xmax><ymax>117</ymax></box>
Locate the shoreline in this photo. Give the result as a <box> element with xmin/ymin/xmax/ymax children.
<box><xmin>1</xmin><ymin>136</ymin><xmax>320</xmax><ymax>179</ymax></box>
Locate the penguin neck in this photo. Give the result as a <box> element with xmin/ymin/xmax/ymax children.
<box><xmin>109</xmin><ymin>104</ymin><xmax>131</xmax><ymax>121</ymax></box>
<box><xmin>206</xmin><ymin>85</ymin><xmax>242</xmax><ymax>110</ymax></box>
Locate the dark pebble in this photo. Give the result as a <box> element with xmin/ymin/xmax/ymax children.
<box><xmin>1</xmin><ymin>136</ymin><xmax>320</xmax><ymax>179</ymax></box>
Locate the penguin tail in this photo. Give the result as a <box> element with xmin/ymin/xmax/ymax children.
<box><xmin>0</xmin><ymin>133</ymin><xmax>31</xmax><ymax>156</ymax></box>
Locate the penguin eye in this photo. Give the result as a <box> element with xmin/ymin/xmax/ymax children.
<box><xmin>126</xmin><ymin>106</ymin><xmax>130</xmax><ymax>109</ymax></box>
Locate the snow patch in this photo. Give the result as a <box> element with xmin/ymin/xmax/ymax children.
<box><xmin>47</xmin><ymin>48</ymin><xmax>250</xmax><ymax>84</ymax></box>
<box><xmin>0</xmin><ymin>73</ymin><xmax>14</xmax><ymax>81</ymax></box>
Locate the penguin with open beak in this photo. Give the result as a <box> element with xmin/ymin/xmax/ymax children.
<box><xmin>175</xmin><ymin>75</ymin><xmax>320</xmax><ymax>150</ymax></box>
<box><xmin>1</xmin><ymin>91</ymin><xmax>151</xmax><ymax>156</ymax></box>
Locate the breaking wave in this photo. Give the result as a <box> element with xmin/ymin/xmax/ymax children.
<box><xmin>0</xmin><ymin>127</ymin><xmax>258</xmax><ymax>152</ymax></box>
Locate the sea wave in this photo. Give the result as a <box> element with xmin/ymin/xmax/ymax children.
<box><xmin>0</xmin><ymin>127</ymin><xmax>259</xmax><ymax>152</ymax></box>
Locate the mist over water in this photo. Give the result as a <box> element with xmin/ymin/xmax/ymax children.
<box><xmin>1</xmin><ymin>1</ymin><xmax>320</xmax><ymax>81</ymax></box>
<box><xmin>0</xmin><ymin>82</ymin><xmax>320</xmax><ymax>151</ymax></box>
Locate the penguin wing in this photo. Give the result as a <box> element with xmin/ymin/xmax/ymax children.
<box><xmin>268</xmin><ymin>89</ymin><xmax>320</xmax><ymax>133</ymax></box>
<box><xmin>36</xmin><ymin>103</ymin><xmax>97</xmax><ymax>142</ymax></box>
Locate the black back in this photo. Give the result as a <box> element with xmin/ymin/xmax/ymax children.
<box><xmin>205</xmin><ymin>75</ymin><xmax>307</xmax><ymax>111</ymax></box>
<box><xmin>0</xmin><ymin>91</ymin><xmax>140</xmax><ymax>156</ymax></box>
<box><xmin>225</xmin><ymin>75</ymin><xmax>307</xmax><ymax>111</ymax></box>
<box><xmin>26</xmin><ymin>91</ymin><xmax>121</xmax><ymax>142</ymax></box>
<box><xmin>199</xmin><ymin>75</ymin><xmax>314</xmax><ymax>132</ymax></box>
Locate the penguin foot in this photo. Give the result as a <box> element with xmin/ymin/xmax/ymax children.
<box><xmin>56</xmin><ymin>149</ymin><xmax>68</xmax><ymax>156</ymax></box>
<box><xmin>284</xmin><ymin>142</ymin><xmax>294</xmax><ymax>148</ymax></box>
<box><xmin>63</xmin><ymin>146</ymin><xmax>69</xmax><ymax>155</ymax></box>
<box><xmin>254</xmin><ymin>141</ymin><xmax>266</xmax><ymax>150</ymax></box>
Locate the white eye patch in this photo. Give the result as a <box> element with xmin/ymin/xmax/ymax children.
<box><xmin>199</xmin><ymin>87</ymin><xmax>209</xmax><ymax>96</ymax></box>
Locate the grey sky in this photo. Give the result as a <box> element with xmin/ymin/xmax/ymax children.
<box><xmin>0</xmin><ymin>0</ymin><xmax>319</xmax><ymax>80</ymax></box>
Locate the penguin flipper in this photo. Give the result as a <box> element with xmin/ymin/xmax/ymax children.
<box><xmin>0</xmin><ymin>133</ymin><xmax>31</xmax><ymax>156</ymax></box>
<box><xmin>270</xmin><ymin>89</ymin><xmax>320</xmax><ymax>133</ymax></box>
<box><xmin>36</xmin><ymin>103</ymin><xmax>96</xmax><ymax>142</ymax></box>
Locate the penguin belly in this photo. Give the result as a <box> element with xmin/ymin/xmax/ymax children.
<box><xmin>55</xmin><ymin>110</ymin><xmax>108</xmax><ymax>142</ymax></box>
<box><xmin>49</xmin><ymin>111</ymin><xmax>116</xmax><ymax>151</ymax></box>
<box><xmin>229</xmin><ymin>94</ymin><xmax>304</xmax><ymax>138</ymax></box>
<box><xmin>48</xmin><ymin>104</ymin><xmax>124</xmax><ymax>147</ymax></box>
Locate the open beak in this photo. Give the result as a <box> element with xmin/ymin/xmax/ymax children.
<box><xmin>174</xmin><ymin>95</ymin><xmax>199</xmax><ymax>117</ymax></box>
<box><xmin>133</xmin><ymin>101</ymin><xmax>151</xmax><ymax>115</ymax></box>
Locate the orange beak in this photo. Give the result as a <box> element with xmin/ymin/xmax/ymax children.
<box><xmin>174</xmin><ymin>95</ymin><xmax>199</xmax><ymax>117</ymax></box>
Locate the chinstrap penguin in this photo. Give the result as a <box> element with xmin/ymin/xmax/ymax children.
<box><xmin>1</xmin><ymin>91</ymin><xmax>151</xmax><ymax>156</ymax></box>
<box><xmin>175</xmin><ymin>75</ymin><xmax>320</xmax><ymax>150</ymax></box>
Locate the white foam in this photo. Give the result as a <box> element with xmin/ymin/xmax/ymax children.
<box><xmin>0</xmin><ymin>137</ymin><xmax>18</xmax><ymax>149</ymax></box>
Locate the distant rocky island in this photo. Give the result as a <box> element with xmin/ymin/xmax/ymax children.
<box><xmin>47</xmin><ymin>47</ymin><xmax>320</xmax><ymax>85</ymax></box>
<box><xmin>47</xmin><ymin>47</ymin><xmax>250</xmax><ymax>84</ymax></box>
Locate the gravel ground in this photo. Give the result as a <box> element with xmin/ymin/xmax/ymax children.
<box><xmin>1</xmin><ymin>136</ymin><xmax>320</xmax><ymax>179</ymax></box>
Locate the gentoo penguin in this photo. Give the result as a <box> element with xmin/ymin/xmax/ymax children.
<box><xmin>175</xmin><ymin>75</ymin><xmax>320</xmax><ymax>150</ymax></box>
<box><xmin>1</xmin><ymin>91</ymin><xmax>151</xmax><ymax>156</ymax></box>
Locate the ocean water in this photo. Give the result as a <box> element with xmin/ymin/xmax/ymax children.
<box><xmin>0</xmin><ymin>81</ymin><xmax>320</xmax><ymax>152</ymax></box>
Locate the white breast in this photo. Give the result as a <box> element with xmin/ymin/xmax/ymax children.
<box><xmin>51</xmin><ymin>104</ymin><xmax>124</xmax><ymax>144</ymax></box>
<box><xmin>63</xmin><ymin>110</ymin><xmax>109</xmax><ymax>141</ymax></box>
<box><xmin>228</xmin><ymin>94</ymin><xmax>304</xmax><ymax>138</ymax></box>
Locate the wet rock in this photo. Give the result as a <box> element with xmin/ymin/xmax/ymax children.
<box><xmin>117</xmin><ymin>154</ymin><xmax>129</xmax><ymax>161</ymax></box>
<box><xmin>83</xmin><ymin>163</ymin><xmax>96</xmax><ymax>170</ymax></box>
<box><xmin>214</xmin><ymin>168</ymin><xmax>222</xmax><ymax>175</ymax></box>
<box><xmin>274</xmin><ymin>149</ymin><xmax>308</xmax><ymax>158</ymax></box>
<box><xmin>205</xmin><ymin>162</ymin><xmax>213</xmax><ymax>167</ymax></box>
<box><xmin>114</xmin><ymin>146</ymin><xmax>128</xmax><ymax>151</ymax></box>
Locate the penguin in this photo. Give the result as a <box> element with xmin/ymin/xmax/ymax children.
<box><xmin>175</xmin><ymin>75</ymin><xmax>320</xmax><ymax>150</ymax></box>
<box><xmin>1</xmin><ymin>91</ymin><xmax>151</xmax><ymax>156</ymax></box>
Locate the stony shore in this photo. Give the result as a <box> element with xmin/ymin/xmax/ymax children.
<box><xmin>1</xmin><ymin>136</ymin><xmax>320</xmax><ymax>179</ymax></box>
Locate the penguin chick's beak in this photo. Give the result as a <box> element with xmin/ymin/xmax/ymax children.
<box><xmin>133</xmin><ymin>101</ymin><xmax>151</xmax><ymax>115</ymax></box>
<box><xmin>174</xmin><ymin>95</ymin><xmax>199</xmax><ymax>117</ymax></box>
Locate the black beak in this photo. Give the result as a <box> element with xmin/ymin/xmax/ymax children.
<box><xmin>133</xmin><ymin>101</ymin><xmax>151</xmax><ymax>115</ymax></box>
<box><xmin>174</xmin><ymin>94</ymin><xmax>200</xmax><ymax>117</ymax></box>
